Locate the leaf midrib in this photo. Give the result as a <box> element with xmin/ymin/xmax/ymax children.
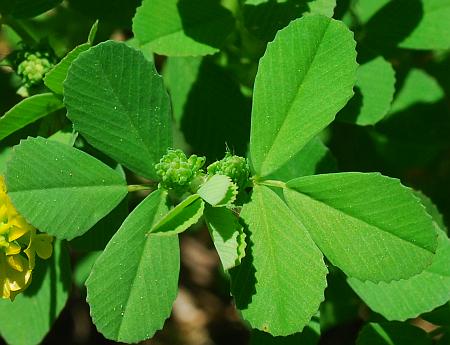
<box><xmin>260</xmin><ymin>19</ymin><xmax>332</xmax><ymax>175</ymax></box>
<box><xmin>94</xmin><ymin>46</ymin><xmax>155</xmax><ymax>164</ymax></box>
<box><xmin>290</xmin><ymin>188</ymin><xmax>435</xmax><ymax>254</ymax></box>
<box><xmin>9</xmin><ymin>183</ymin><xmax>125</xmax><ymax>193</ymax></box>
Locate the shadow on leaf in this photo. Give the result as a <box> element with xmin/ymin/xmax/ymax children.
<box><xmin>177</xmin><ymin>0</ymin><xmax>235</xmax><ymax>50</ymax></box>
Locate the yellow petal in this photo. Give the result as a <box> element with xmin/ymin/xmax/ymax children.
<box><xmin>8</xmin><ymin>224</ymin><xmax>31</xmax><ymax>241</ymax></box>
<box><xmin>0</xmin><ymin>223</ymin><xmax>9</xmax><ymax>236</ymax></box>
<box><xmin>5</xmin><ymin>242</ymin><xmax>21</xmax><ymax>256</ymax></box>
<box><xmin>6</xmin><ymin>254</ymin><xmax>28</xmax><ymax>272</ymax></box>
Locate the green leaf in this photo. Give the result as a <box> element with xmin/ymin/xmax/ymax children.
<box><xmin>5</xmin><ymin>137</ymin><xmax>128</xmax><ymax>240</ymax></box>
<box><xmin>150</xmin><ymin>193</ymin><xmax>204</xmax><ymax>236</ymax></box>
<box><xmin>74</xmin><ymin>251</ymin><xmax>101</xmax><ymax>288</ymax></box>
<box><xmin>249</xmin><ymin>15</ymin><xmax>357</xmax><ymax>177</ymax></box>
<box><xmin>389</xmin><ymin>69</ymin><xmax>444</xmax><ymax>115</ymax></box>
<box><xmin>0</xmin><ymin>241</ymin><xmax>71</xmax><ymax>345</ymax></box>
<box><xmin>351</xmin><ymin>0</ymin><xmax>389</xmax><ymax>24</ymax></box>
<box><xmin>284</xmin><ymin>172</ymin><xmax>438</xmax><ymax>282</ymax></box>
<box><xmin>356</xmin><ymin>322</ymin><xmax>432</xmax><ymax>345</ymax></box>
<box><xmin>308</xmin><ymin>0</ymin><xmax>336</xmax><ymax>17</ymax></box>
<box><xmin>132</xmin><ymin>0</ymin><xmax>235</xmax><ymax>56</ymax></box>
<box><xmin>64</xmin><ymin>40</ymin><xmax>172</xmax><ymax>179</ymax></box>
<box><xmin>86</xmin><ymin>189</ymin><xmax>180</xmax><ymax>343</ymax></box>
<box><xmin>0</xmin><ymin>0</ymin><xmax>62</xmax><ymax>18</ymax></box>
<box><xmin>265</xmin><ymin>136</ymin><xmax>337</xmax><ymax>181</ymax></box>
<box><xmin>364</xmin><ymin>0</ymin><xmax>450</xmax><ymax>51</ymax></box>
<box><xmin>70</xmin><ymin>197</ymin><xmax>129</xmax><ymax>252</ymax></box>
<box><xmin>204</xmin><ymin>206</ymin><xmax>246</xmax><ymax>270</ymax></box>
<box><xmin>338</xmin><ymin>56</ymin><xmax>396</xmax><ymax>126</ymax></box>
<box><xmin>250</xmin><ymin>317</ymin><xmax>320</xmax><ymax>345</ymax></box>
<box><xmin>163</xmin><ymin>56</ymin><xmax>203</xmax><ymax>123</ymax></box>
<box><xmin>231</xmin><ymin>185</ymin><xmax>328</xmax><ymax>336</ymax></box>
<box><xmin>414</xmin><ymin>191</ymin><xmax>447</xmax><ymax>233</ymax></box>
<box><xmin>0</xmin><ymin>93</ymin><xmax>64</xmax><ymax>142</ymax></box>
<box><xmin>398</xmin><ymin>0</ymin><xmax>450</xmax><ymax>50</ymax></box>
<box><xmin>44</xmin><ymin>43</ymin><xmax>91</xmax><ymax>95</ymax></box>
<box><xmin>243</xmin><ymin>0</ymin><xmax>336</xmax><ymax>42</ymax></box>
<box><xmin>87</xmin><ymin>19</ymin><xmax>99</xmax><ymax>45</ymax></box>
<box><xmin>0</xmin><ymin>147</ymin><xmax>12</xmax><ymax>174</ymax></box>
<box><xmin>198</xmin><ymin>175</ymin><xmax>237</xmax><ymax>206</ymax></box>
<box><xmin>348</xmin><ymin>229</ymin><xmax>450</xmax><ymax>321</ymax></box>
<box><xmin>250</xmin><ymin>316</ymin><xmax>320</xmax><ymax>345</ymax></box>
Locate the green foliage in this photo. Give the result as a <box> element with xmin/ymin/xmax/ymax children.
<box><xmin>356</xmin><ymin>322</ymin><xmax>432</xmax><ymax>345</ymax></box>
<box><xmin>338</xmin><ymin>56</ymin><xmax>396</xmax><ymax>125</ymax></box>
<box><xmin>64</xmin><ymin>40</ymin><xmax>172</xmax><ymax>179</ymax></box>
<box><xmin>5</xmin><ymin>137</ymin><xmax>128</xmax><ymax>240</ymax></box>
<box><xmin>249</xmin><ymin>15</ymin><xmax>357</xmax><ymax>177</ymax></box>
<box><xmin>204</xmin><ymin>206</ymin><xmax>246</xmax><ymax>270</ymax></box>
<box><xmin>132</xmin><ymin>0</ymin><xmax>235</xmax><ymax>56</ymax></box>
<box><xmin>86</xmin><ymin>190</ymin><xmax>180</xmax><ymax>342</ymax></box>
<box><xmin>285</xmin><ymin>173</ymin><xmax>438</xmax><ymax>282</ymax></box>
<box><xmin>349</xmin><ymin>229</ymin><xmax>450</xmax><ymax>321</ymax></box>
<box><xmin>0</xmin><ymin>0</ymin><xmax>62</xmax><ymax>18</ymax></box>
<box><xmin>150</xmin><ymin>194</ymin><xmax>205</xmax><ymax>236</ymax></box>
<box><xmin>231</xmin><ymin>185</ymin><xmax>328</xmax><ymax>336</ymax></box>
<box><xmin>0</xmin><ymin>93</ymin><xmax>64</xmax><ymax>141</ymax></box>
<box><xmin>1</xmin><ymin>1</ymin><xmax>449</xmax><ymax>344</ymax></box>
<box><xmin>197</xmin><ymin>175</ymin><xmax>237</xmax><ymax>207</ymax></box>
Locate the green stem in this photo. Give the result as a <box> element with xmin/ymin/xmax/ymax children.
<box><xmin>127</xmin><ymin>184</ymin><xmax>154</xmax><ymax>192</ymax></box>
<box><xmin>258</xmin><ymin>179</ymin><xmax>287</xmax><ymax>189</ymax></box>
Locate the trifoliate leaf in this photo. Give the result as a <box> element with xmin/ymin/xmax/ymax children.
<box><xmin>150</xmin><ymin>194</ymin><xmax>204</xmax><ymax>236</ymax></box>
<box><xmin>204</xmin><ymin>206</ymin><xmax>246</xmax><ymax>270</ymax></box>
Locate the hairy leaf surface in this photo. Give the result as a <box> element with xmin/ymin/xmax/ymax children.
<box><xmin>86</xmin><ymin>190</ymin><xmax>180</xmax><ymax>343</ymax></box>
<box><xmin>64</xmin><ymin>40</ymin><xmax>172</xmax><ymax>179</ymax></box>
<box><xmin>6</xmin><ymin>137</ymin><xmax>128</xmax><ymax>240</ymax></box>
<box><xmin>250</xmin><ymin>15</ymin><xmax>357</xmax><ymax>177</ymax></box>
<box><xmin>231</xmin><ymin>185</ymin><xmax>327</xmax><ymax>336</ymax></box>
<box><xmin>284</xmin><ymin>173</ymin><xmax>438</xmax><ymax>282</ymax></box>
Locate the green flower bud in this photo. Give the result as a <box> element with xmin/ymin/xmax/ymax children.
<box><xmin>17</xmin><ymin>52</ymin><xmax>53</xmax><ymax>87</ymax></box>
<box><xmin>207</xmin><ymin>152</ymin><xmax>250</xmax><ymax>189</ymax></box>
<box><xmin>155</xmin><ymin>149</ymin><xmax>206</xmax><ymax>191</ymax></box>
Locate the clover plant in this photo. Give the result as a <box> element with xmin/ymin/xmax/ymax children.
<box><xmin>0</xmin><ymin>0</ymin><xmax>449</xmax><ymax>344</ymax></box>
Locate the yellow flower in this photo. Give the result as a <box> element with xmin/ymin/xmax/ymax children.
<box><xmin>0</xmin><ymin>176</ymin><xmax>53</xmax><ymax>300</ymax></box>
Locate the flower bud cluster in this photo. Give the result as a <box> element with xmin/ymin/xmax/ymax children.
<box><xmin>207</xmin><ymin>153</ymin><xmax>250</xmax><ymax>189</ymax></box>
<box><xmin>155</xmin><ymin>149</ymin><xmax>206</xmax><ymax>191</ymax></box>
<box><xmin>17</xmin><ymin>52</ymin><xmax>53</xmax><ymax>87</ymax></box>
